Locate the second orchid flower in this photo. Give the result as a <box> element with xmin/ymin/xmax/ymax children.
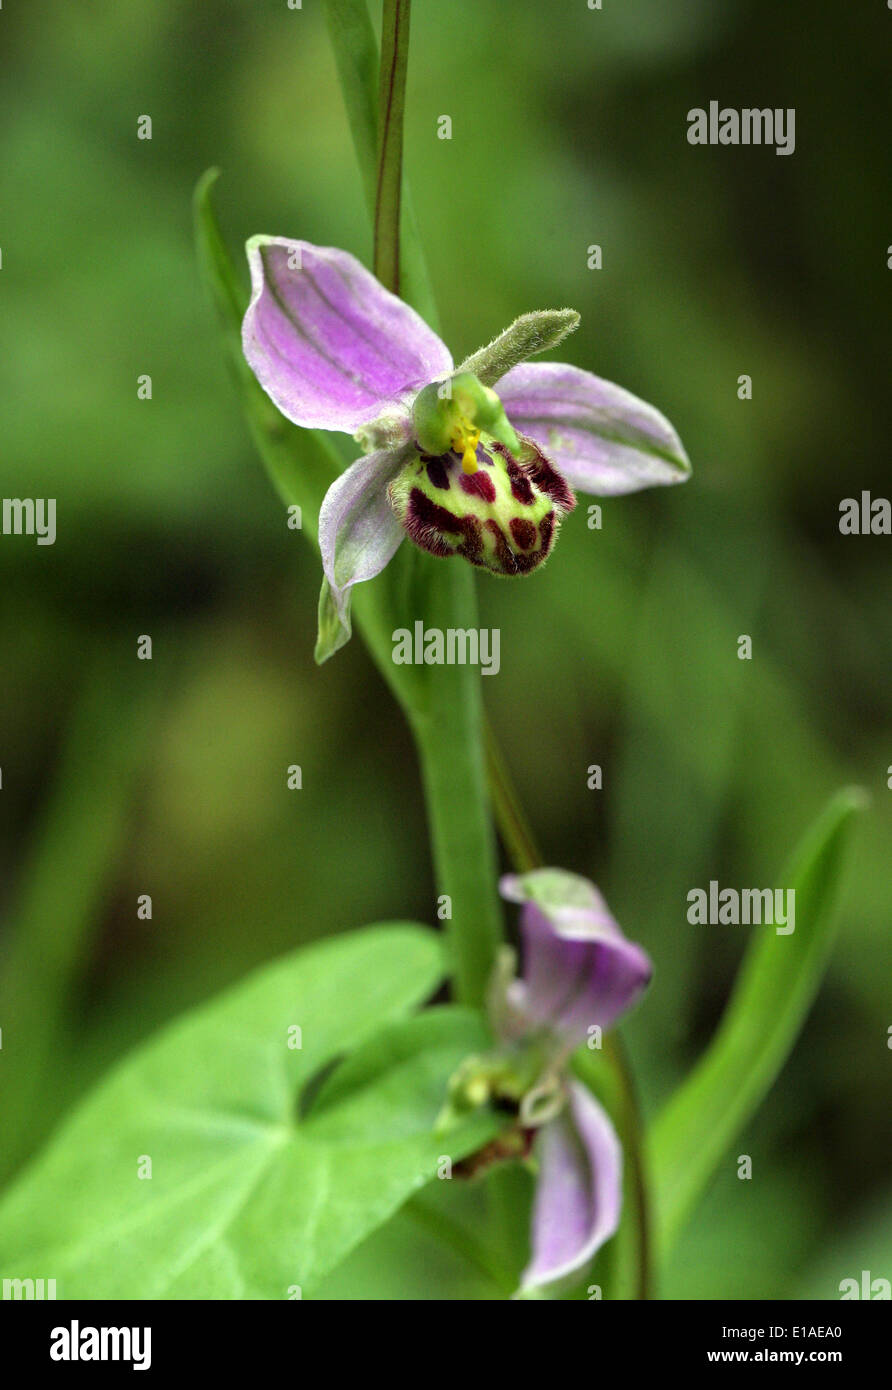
<box><xmin>441</xmin><ymin>868</ymin><xmax>652</xmax><ymax>1294</ymax></box>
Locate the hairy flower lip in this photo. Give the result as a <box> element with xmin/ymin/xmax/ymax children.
<box><xmin>388</xmin><ymin>432</ymin><xmax>576</xmax><ymax>578</ymax></box>
<box><xmin>240</xmin><ymin>235</ymin><xmax>691</xmax><ymax>661</ymax></box>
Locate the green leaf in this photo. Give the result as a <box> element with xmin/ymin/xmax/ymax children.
<box><xmin>0</xmin><ymin>926</ymin><xmax>495</xmax><ymax>1298</ymax></box>
<box><xmin>310</xmin><ymin>1004</ymin><xmax>492</xmax><ymax>1134</ymax></box>
<box><xmin>310</xmin><ymin>1008</ymin><xmax>516</xmax><ymax>1299</ymax></box>
<box><xmin>323</xmin><ymin>0</ymin><xmax>380</xmax><ymax>216</ymax></box>
<box><xmin>649</xmin><ymin>787</ymin><xmax>866</xmax><ymax>1259</ymax></box>
<box><xmin>458</xmin><ymin>310</ymin><xmax>581</xmax><ymax>388</ymax></box>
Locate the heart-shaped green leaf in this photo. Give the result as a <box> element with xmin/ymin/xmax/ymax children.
<box><xmin>0</xmin><ymin>925</ymin><xmax>495</xmax><ymax>1298</ymax></box>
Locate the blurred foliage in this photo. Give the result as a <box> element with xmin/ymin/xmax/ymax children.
<box><xmin>0</xmin><ymin>0</ymin><xmax>889</xmax><ymax>1298</ymax></box>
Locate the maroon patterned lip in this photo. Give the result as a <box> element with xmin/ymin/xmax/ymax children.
<box><xmin>524</xmin><ymin>445</ymin><xmax>576</xmax><ymax>512</ymax></box>
<box><xmin>459</xmin><ymin>470</ymin><xmax>497</xmax><ymax>503</ymax></box>
<box><xmin>457</xmin><ymin>514</ymin><xmax>484</xmax><ymax>564</ymax></box>
<box><xmin>509</xmin><ymin>517</ymin><xmax>538</xmax><ymax>551</ymax></box>
<box><xmin>403</xmin><ymin>488</ymin><xmax>555</xmax><ymax>575</ymax></box>
<box><xmin>491</xmin><ymin>437</ymin><xmax>576</xmax><ymax>514</ymax></box>
<box><xmin>405</xmin><ymin>488</ymin><xmax>458</xmax><ymax>555</ymax></box>
<box><xmin>396</xmin><ymin>433</ymin><xmax>567</xmax><ymax>576</ymax></box>
<box><xmin>504</xmin><ymin>457</ymin><xmax>535</xmax><ymax>506</ymax></box>
<box><xmin>406</xmin><ymin>487</ymin><xmax>482</xmax><ymax>562</ymax></box>
<box><xmin>424</xmin><ymin>456</ymin><xmax>451</xmax><ymax>491</ymax></box>
<box><xmin>485</xmin><ymin>519</ymin><xmax>542</xmax><ymax>575</ymax></box>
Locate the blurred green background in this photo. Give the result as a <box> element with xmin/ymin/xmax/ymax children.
<box><xmin>1</xmin><ymin>0</ymin><xmax>889</xmax><ymax>1298</ymax></box>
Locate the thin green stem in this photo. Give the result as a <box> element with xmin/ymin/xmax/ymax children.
<box><xmin>374</xmin><ymin>0</ymin><xmax>411</xmax><ymax>294</ymax></box>
<box><xmin>604</xmin><ymin>1034</ymin><xmax>652</xmax><ymax>1300</ymax></box>
<box><xmin>484</xmin><ymin>718</ymin><xmax>653</xmax><ymax>1300</ymax></box>
<box><xmin>393</xmin><ymin>562</ymin><xmax>502</xmax><ymax>1006</ymax></box>
<box><xmin>483</xmin><ymin>716</ymin><xmax>539</xmax><ymax>874</ymax></box>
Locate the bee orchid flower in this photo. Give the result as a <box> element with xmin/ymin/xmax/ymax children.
<box><xmin>442</xmin><ymin>868</ymin><xmax>653</xmax><ymax>1292</ymax></box>
<box><xmin>242</xmin><ymin>237</ymin><xmax>690</xmax><ymax>660</ymax></box>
